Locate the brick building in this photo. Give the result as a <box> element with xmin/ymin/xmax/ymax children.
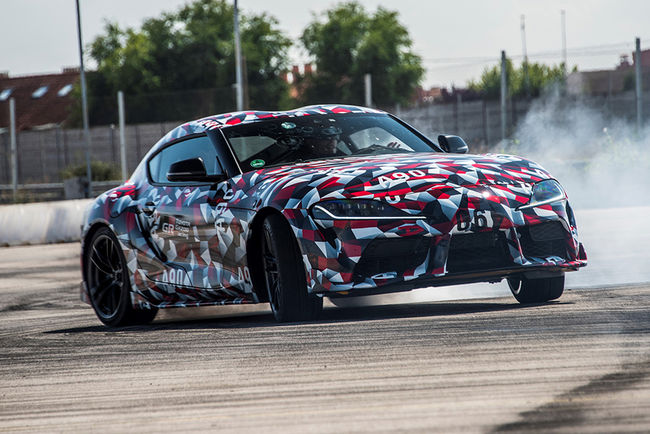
<box><xmin>0</xmin><ymin>68</ymin><xmax>79</xmax><ymax>131</ymax></box>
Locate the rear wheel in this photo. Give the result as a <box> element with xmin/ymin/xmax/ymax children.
<box><xmin>85</xmin><ymin>227</ymin><xmax>157</xmax><ymax>326</ymax></box>
<box><xmin>508</xmin><ymin>274</ymin><xmax>565</xmax><ymax>303</ymax></box>
<box><xmin>261</xmin><ymin>214</ymin><xmax>323</xmax><ymax>322</ymax></box>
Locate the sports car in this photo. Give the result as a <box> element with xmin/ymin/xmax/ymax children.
<box><xmin>80</xmin><ymin>104</ymin><xmax>587</xmax><ymax>326</ymax></box>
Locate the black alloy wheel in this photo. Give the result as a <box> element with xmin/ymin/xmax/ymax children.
<box><xmin>86</xmin><ymin>227</ymin><xmax>157</xmax><ymax>326</ymax></box>
<box><xmin>261</xmin><ymin>214</ymin><xmax>323</xmax><ymax>322</ymax></box>
<box><xmin>508</xmin><ymin>274</ymin><xmax>565</xmax><ymax>303</ymax></box>
<box><xmin>262</xmin><ymin>227</ymin><xmax>282</xmax><ymax>315</ymax></box>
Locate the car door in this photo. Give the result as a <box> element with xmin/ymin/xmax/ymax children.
<box><xmin>144</xmin><ymin>134</ymin><xmax>224</xmax><ymax>289</ymax></box>
<box><xmin>143</xmin><ymin>133</ymin><xmax>254</xmax><ymax>301</ymax></box>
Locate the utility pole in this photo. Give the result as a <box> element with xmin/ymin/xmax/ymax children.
<box><xmin>9</xmin><ymin>98</ymin><xmax>17</xmax><ymax>201</ymax></box>
<box><xmin>521</xmin><ymin>15</ymin><xmax>530</xmax><ymax>99</ymax></box>
<box><xmin>233</xmin><ymin>0</ymin><xmax>244</xmax><ymax>111</ymax></box>
<box><xmin>242</xmin><ymin>55</ymin><xmax>249</xmax><ymax>110</ymax></box>
<box><xmin>635</xmin><ymin>37</ymin><xmax>643</xmax><ymax>133</ymax></box>
<box><xmin>500</xmin><ymin>51</ymin><xmax>507</xmax><ymax>143</ymax></box>
<box><xmin>75</xmin><ymin>0</ymin><xmax>92</xmax><ymax>197</ymax></box>
<box><xmin>117</xmin><ymin>91</ymin><xmax>128</xmax><ymax>181</ymax></box>
<box><xmin>364</xmin><ymin>73</ymin><xmax>372</xmax><ymax>107</ymax></box>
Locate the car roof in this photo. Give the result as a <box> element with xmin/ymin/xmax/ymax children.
<box><xmin>155</xmin><ymin>104</ymin><xmax>385</xmax><ymax>149</ymax></box>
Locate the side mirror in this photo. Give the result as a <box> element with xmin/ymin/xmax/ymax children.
<box><xmin>438</xmin><ymin>135</ymin><xmax>469</xmax><ymax>154</ymax></box>
<box><xmin>167</xmin><ymin>157</ymin><xmax>225</xmax><ymax>182</ymax></box>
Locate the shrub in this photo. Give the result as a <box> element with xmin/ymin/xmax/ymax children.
<box><xmin>60</xmin><ymin>161</ymin><xmax>120</xmax><ymax>181</ymax></box>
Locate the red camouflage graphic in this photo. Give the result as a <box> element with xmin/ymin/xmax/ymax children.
<box><xmin>81</xmin><ymin>105</ymin><xmax>586</xmax><ymax>310</ymax></box>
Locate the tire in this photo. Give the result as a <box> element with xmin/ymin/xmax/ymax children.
<box><xmin>85</xmin><ymin>227</ymin><xmax>158</xmax><ymax>326</ymax></box>
<box><xmin>261</xmin><ymin>214</ymin><xmax>323</xmax><ymax>322</ymax></box>
<box><xmin>507</xmin><ymin>274</ymin><xmax>565</xmax><ymax>304</ymax></box>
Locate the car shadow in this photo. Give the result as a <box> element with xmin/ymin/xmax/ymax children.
<box><xmin>46</xmin><ymin>299</ymin><xmax>571</xmax><ymax>334</ymax></box>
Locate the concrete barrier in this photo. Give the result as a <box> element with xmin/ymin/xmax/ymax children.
<box><xmin>0</xmin><ymin>199</ymin><xmax>93</xmax><ymax>246</ymax></box>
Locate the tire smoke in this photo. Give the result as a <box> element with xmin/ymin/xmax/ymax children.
<box><xmin>339</xmin><ymin>93</ymin><xmax>650</xmax><ymax>307</ymax></box>
<box><xmin>501</xmin><ymin>91</ymin><xmax>650</xmax><ymax>210</ymax></box>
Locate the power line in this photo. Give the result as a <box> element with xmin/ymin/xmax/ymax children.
<box><xmin>422</xmin><ymin>39</ymin><xmax>650</xmax><ymax>65</ymax></box>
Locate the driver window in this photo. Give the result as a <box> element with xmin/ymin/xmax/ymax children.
<box><xmin>349</xmin><ymin>127</ymin><xmax>413</xmax><ymax>152</ymax></box>
<box><xmin>148</xmin><ymin>135</ymin><xmax>222</xmax><ymax>183</ymax></box>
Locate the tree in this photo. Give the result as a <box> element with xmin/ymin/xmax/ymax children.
<box><xmin>299</xmin><ymin>2</ymin><xmax>424</xmax><ymax>107</ymax></box>
<box><xmin>84</xmin><ymin>0</ymin><xmax>291</xmax><ymax>124</ymax></box>
<box><xmin>468</xmin><ymin>59</ymin><xmax>566</xmax><ymax>99</ymax></box>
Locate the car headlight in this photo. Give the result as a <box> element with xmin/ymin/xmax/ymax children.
<box><xmin>518</xmin><ymin>179</ymin><xmax>566</xmax><ymax>210</ymax></box>
<box><xmin>311</xmin><ymin>199</ymin><xmax>424</xmax><ymax>220</ymax></box>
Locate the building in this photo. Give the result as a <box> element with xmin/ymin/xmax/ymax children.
<box><xmin>414</xmin><ymin>86</ymin><xmax>443</xmax><ymax>104</ymax></box>
<box><xmin>0</xmin><ymin>68</ymin><xmax>79</xmax><ymax>132</ymax></box>
<box><xmin>567</xmin><ymin>49</ymin><xmax>650</xmax><ymax>96</ymax></box>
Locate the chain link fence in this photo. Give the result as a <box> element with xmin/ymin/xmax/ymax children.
<box><xmin>1</xmin><ymin>86</ymin><xmax>649</xmax><ymax>203</ymax></box>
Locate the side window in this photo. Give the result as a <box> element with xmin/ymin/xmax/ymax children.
<box><xmin>148</xmin><ymin>135</ymin><xmax>222</xmax><ymax>183</ymax></box>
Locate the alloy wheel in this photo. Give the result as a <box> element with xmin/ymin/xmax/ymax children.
<box><xmin>262</xmin><ymin>229</ymin><xmax>281</xmax><ymax>314</ymax></box>
<box><xmin>88</xmin><ymin>234</ymin><xmax>125</xmax><ymax>319</ymax></box>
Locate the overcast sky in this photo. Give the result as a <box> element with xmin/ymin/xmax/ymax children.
<box><xmin>2</xmin><ymin>0</ymin><xmax>649</xmax><ymax>88</ymax></box>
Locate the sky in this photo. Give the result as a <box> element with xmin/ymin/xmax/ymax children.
<box><xmin>2</xmin><ymin>0</ymin><xmax>649</xmax><ymax>88</ymax></box>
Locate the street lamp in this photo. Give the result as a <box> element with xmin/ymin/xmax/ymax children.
<box><xmin>75</xmin><ymin>0</ymin><xmax>93</xmax><ymax>197</ymax></box>
<box><xmin>234</xmin><ymin>0</ymin><xmax>243</xmax><ymax>111</ymax></box>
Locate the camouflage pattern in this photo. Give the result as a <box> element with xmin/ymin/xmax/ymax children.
<box><xmin>81</xmin><ymin>105</ymin><xmax>587</xmax><ymax>310</ymax></box>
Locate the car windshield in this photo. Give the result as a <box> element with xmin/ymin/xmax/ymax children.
<box><xmin>222</xmin><ymin>113</ymin><xmax>440</xmax><ymax>171</ymax></box>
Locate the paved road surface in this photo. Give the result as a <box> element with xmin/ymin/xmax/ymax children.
<box><xmin>0</xmin><ymin>243</ymin><xmax>648</xmax><ymax>432</ymax></box>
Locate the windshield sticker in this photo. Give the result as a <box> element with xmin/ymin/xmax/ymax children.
<box><xmin>250</xmin><ymin>159</ymin><xmax>266</xmax><ymax>168</ymax></box>
<box><xmin>281</xmin><ymin>122</ymin><xmax>296</xmax><ymax>130</ymax></box>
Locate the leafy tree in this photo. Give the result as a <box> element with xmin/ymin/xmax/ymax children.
<box><xmin>468</xmin><ymin>59</ymin><xmax>566</xmax><ymax>99</ymax></box>
<box><xmin>467</xmin><ymin>58</ymin><xmax>515</xmax><ymax>99</ymax></box>
<box><xmin>299</xmin><ymin>2</ymin><xmax>424</xmax><ymax>107</ymax></box>
<box><xmin>84</xmin><ymin>0</ymin><xmax>291</xmax><ymax>124</ymax></box>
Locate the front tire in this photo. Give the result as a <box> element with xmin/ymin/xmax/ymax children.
<box><xmin>508</xmin><ymin>274</ymin><xmax>565</xmax><ymax>304</ymax></box>
<box><xmin>261</xmin><ymin>214</ymin><xmax>323</xmax><ymax>322</ymax></box>
<box><xmin>85</xmin><ymin>227</ymin><xmax>157</xmax><ymax>326</ymax></box>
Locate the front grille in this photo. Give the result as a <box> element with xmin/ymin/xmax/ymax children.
<box><xmin>520</xmin><ymin>221</ymin><xmax>568</xmax><ymax>259</ymax></box>
<box><xmin>354</xmin><ymin>238</ymin><xmax>430</xmax><ymax>279</ymax></box>
<box><xmin>447</xmin><ymin>231</ymin><xmax>510</xmax><ymax>273</ymax></box>
<box><xmin>528</xmin><ymin>221</ymin><xmax>566</xmax><ymax>241</ymax></box>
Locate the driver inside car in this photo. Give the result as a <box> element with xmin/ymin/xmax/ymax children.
<box><xmin>292</xmin><ymin>126</ymin><xmax>344</xmax><ymax>161</ymax></box>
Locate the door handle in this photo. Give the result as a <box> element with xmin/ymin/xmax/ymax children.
<box><xmin>141</xmin><ymin>201</ymin><xmax>156</xmax><ymax>216</ymax></box>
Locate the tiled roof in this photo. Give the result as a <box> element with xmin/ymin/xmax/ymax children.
<box><xmin>0</xmin><ymin>69</ymin><xmax>79</xmax><ymax>131</ymax></box>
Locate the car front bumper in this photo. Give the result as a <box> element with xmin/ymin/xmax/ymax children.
<box><xmin>287</xmin><ymin>205</ymin><xmax>587</xmax><ymax>295</ymax></box>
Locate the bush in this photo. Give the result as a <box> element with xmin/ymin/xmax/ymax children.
<box><xmin>60</xmin><ymin>161</ymin><xmax>120</xmax><ymax>181</ymax></box>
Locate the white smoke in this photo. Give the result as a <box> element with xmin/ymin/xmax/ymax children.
<box><xmin>501</xmin><ymin>91</ymin><xmax>650</xmax><ymax>210</ymax></box>
<box><xmin>335</xmin><ymin>93</ymin><xmax>650</xmax><ymax>308</ymax></box>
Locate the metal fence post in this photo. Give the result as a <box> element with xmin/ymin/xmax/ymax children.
<box><xmin>76</xmin><ymin>0</ymin><xmax>93</xmax><ymax>197</ymax></box>
<box><xmin>118</xmin><ymin>90</ymin><xmax>128</xmax><ymax>180</ymax></box>
<box><xmin>234</xmin><ymin>0</ymin><xmax>244</xmax><ymax>111</ymax></box>
<box><xmin>55</xmin><ymin>126</ymin><xmax>62</xmax><ymax>175</ymax></box>
<box><xmin>454</xmin><ymin>93</ymin><xmax>460</xmax><ymax>133</ymax></box>
<box><xmin>635</xmin><ymin>37</ymin><xmax>643</xmax><ymax>133</ymax></box>
<box><xmin>500</xmin><ymin>51</ymin><xmax>507</xmax><ymax>142</ymax></box>
<box><xmin>9</xmin><ymin>98</ymin><xmax>17</xmax><ymax>200</ymax></box>
<box><xmin>364</xmin><ymin>74</ymin><xmax>372</xmax><ymax>107</ymax></box>
<box><xmin>39</xmin><ymin>131</ymin><xmax>46</xmax><ymax>183</ymax></box>
<box><xmin>482</xmin><ymin>100</ymin><xmax>489</xmax><ymax>147</ymax></box>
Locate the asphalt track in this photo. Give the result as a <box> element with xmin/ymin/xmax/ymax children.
<box><xmin>0</xmin><ymin>241</ymin><xmax>649</xmax><ymax>433</ymax></box>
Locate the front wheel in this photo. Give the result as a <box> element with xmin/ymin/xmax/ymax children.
<box><xmin>261</xmin><ymin>214</ymin><xmax>323</xmax><ymax>322</ymax></box>
<box><xmin>508</xmin><ymin>274</ymin><xmax>565</xmax><ymax>304</ymax></box>
<box><xmin>85</xmin><ymin>227</ymin><xmax>157</xmax><ymax>326</ymax></box>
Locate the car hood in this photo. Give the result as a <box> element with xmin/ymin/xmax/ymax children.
<box><xmin>242</xmin><ymin>152</ymin><xmax>552</xmax><ymax>209</ymax></box>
